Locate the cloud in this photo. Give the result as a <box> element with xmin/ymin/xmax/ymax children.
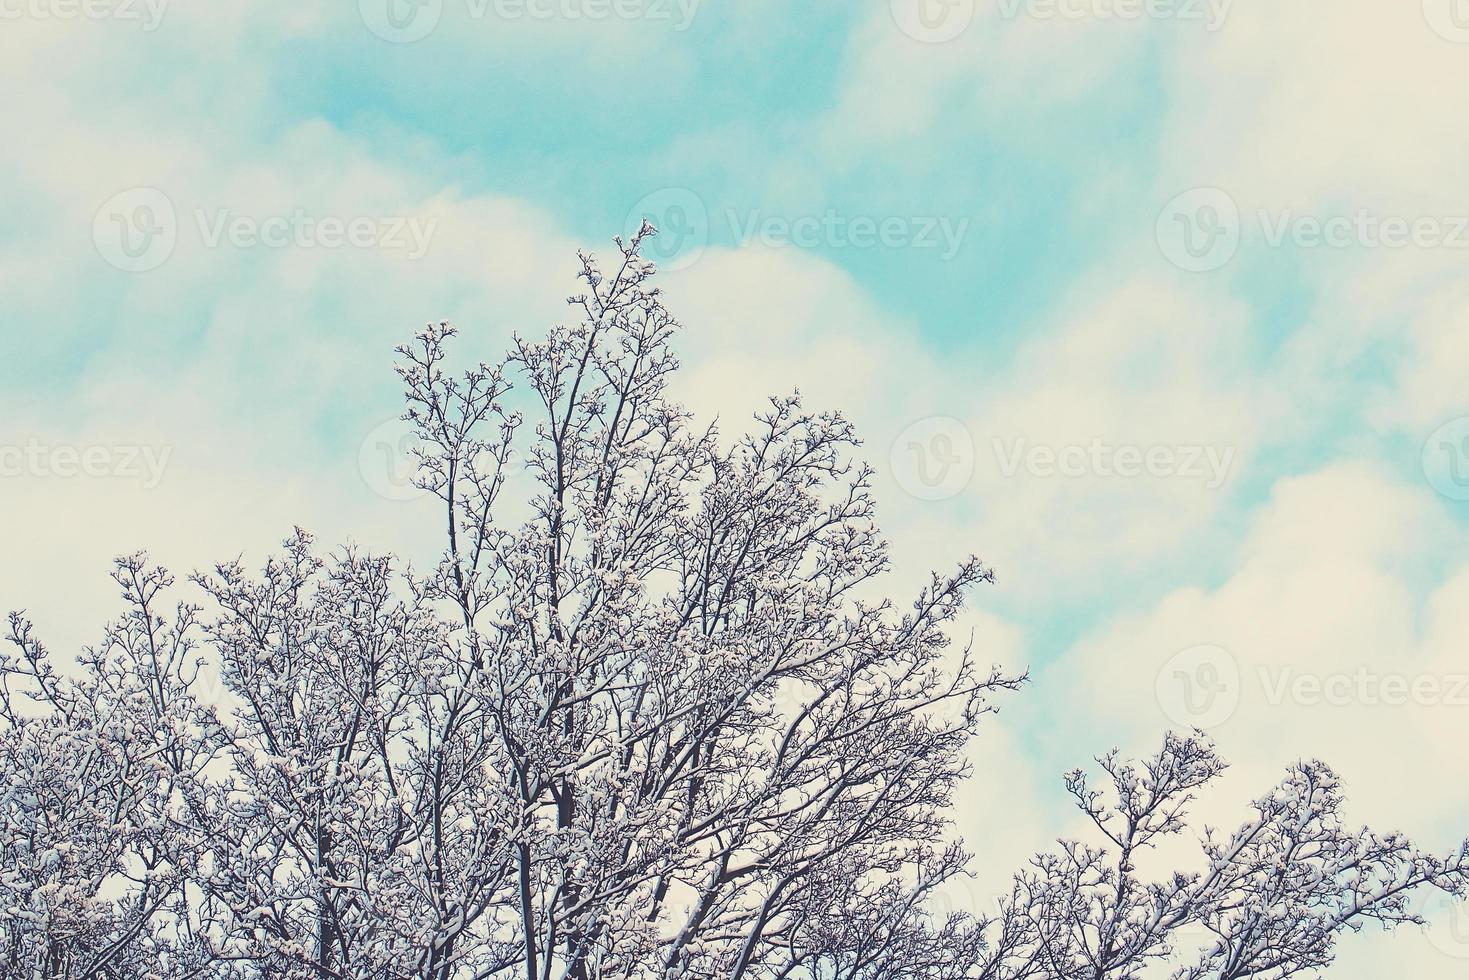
<box><xmin>661</xmin><ymin>240</ymin><xmax>1266</xmax><ymax>611</ymax></box>
<box><xmin>1158</xmin><ymin>2</ymin><xmax>1469</xmax><ymax>211</ymax></box>
<box><xmin>1060</xmin><ymin>461</ymin><xmax>1467</xmax><ymax>843</ymax></box>
<box><xmin>827</xmin><ymin>1</ymin><xmax>1161</xmax><ymax>149</ymax></box>
<box><xmin>0</xmin><ymin>6</ymin><xmax>590</xmax><ymax>654</ymax></box>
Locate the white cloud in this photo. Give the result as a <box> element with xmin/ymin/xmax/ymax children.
<box><xmin>0</xmin><ymin>8</ymin><xmax>589</xmax><ymax>656</ymax></box>
<box><xmin>1060</xmin><ymin>459</ymin><xmax>1467</xmax><ymax>845</ymax></box>
<box><xmin>664</xmin><ymin>244</ymin><xmax>1266</xmax><ymax>608</ymax></box>
<box><xmin>828</xmin><ymin>1</ymin><xmax>1159</xmax><ymax>149</ymax></box>
<box><xmin>1159</xmin><ymin>2</ymin><xmax>1469</xmax><ymax>212</ymax></box>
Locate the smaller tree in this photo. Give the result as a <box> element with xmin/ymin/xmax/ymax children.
<box><xmin>2</xmin><ymin>560</ymin><xmax>212</xmax><ymax>978</ymax></box>
<box><xmin>972</xmin><ymin>733</ymin><xmax>1469</xmax><ymax>980</ymax></box>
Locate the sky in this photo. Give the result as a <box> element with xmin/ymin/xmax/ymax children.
<box><xmin>3</xmin><ymin>1</ymin><xmax>1469</xmax><ymax>974</ymax></box>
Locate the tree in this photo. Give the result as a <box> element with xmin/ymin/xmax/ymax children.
<box><xmin>3</xmin><ymin>225</ymin><xmax>1465</xmax><ymax>979</ymax></box>
<box><xmin>2</xmin><ymin>561</ymin><xmax>214</xmax><ymax>978</ymax></box>
<box><xmin>976</xmin><ymin>733</ymin><xmax>1468</xmax><ymax>980</ymax></box>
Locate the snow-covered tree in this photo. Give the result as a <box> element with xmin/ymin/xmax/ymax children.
<box><xmin>4</xmin><ymin>226</ymin><xmax>1465</xmax><ymax>979</ymax></box>
<box><xmin>2</xmin><ymin>561</ymin><xmax>214</xmax><ymax>978</ymax></box>
<box><xmin>976</xmin><ymin>733</ymin><xmax>1468</xmax><ymax>980</ymax></box>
